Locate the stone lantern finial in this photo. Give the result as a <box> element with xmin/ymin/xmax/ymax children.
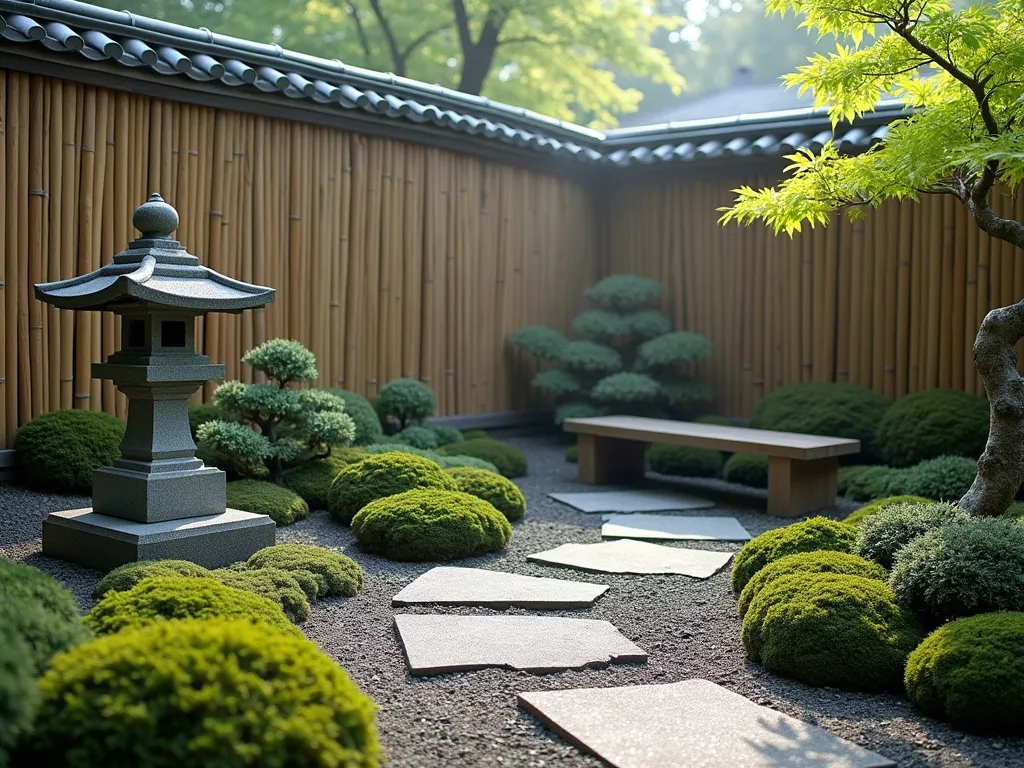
<box><xmin>132</xmin><ymin>193</ymin><xmax>179</xmax><ymax>239</ymax></box>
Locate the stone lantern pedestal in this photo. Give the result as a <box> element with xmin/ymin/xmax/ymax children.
<box><xmin>34</xmin><ymin>194</ymin><xmax>277</xmax><ymax>571</ymax></box>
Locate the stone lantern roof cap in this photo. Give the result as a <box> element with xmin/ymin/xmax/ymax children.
<box><xmin>34</xmin><ymin>193</ymin><xmax>275</xmax><ymax>313</ymax></box>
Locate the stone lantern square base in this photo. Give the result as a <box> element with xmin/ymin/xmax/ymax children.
<box><xmin>42</xmin><ymin>508</ymin><xmax>276</xmax><ymax>572</ymax></box>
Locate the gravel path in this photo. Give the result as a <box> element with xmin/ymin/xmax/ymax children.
<box><xmin>2</xmin><ymin>434</ymin><xmax>1022</xmax><ymax>768</ymax></box>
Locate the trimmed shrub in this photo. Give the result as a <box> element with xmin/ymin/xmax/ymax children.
<box><xmin>33</xmin><ymin>619</ymin><xmax>381</xmax><ymax>767</ymax></box>
<box><xmin>93</xmin><ymin>559</ymin><xmax>211</xmax><ymax>599</ymax></box>
<box><xmin>890</xmin><ymin>455</ymin><xmax>978</xmax><ymax>502</ymax></box>
<box><xmin>83</xmin><ymin>577</ymin><xmax>300</xmax><ymax>637</ymax></box>
<box><xmin>187</xmin><ymin>403</ymin><xmax>225</xmax><ymax>439</ymax></box>
<box><xmin>439</xmin><ymin>438</ymin><xmax>528</xmax><ymax>478</ymax></box>
<box><xmin>1005</xmin><ymin>502</ymin><xmax>1024</xmax><ymax>522</ymax></box>
<box><xmin>905</xmin><ymin>612</ymin><xmax>1024</xmax><ymax>736</ymax></box>
<box><xmin>323</xmin><ymin>389</ymin><xmax>385</xmax><ymax>446</ymax></box>
<box><xmin>731</xmin><ymin>517</ymin><xmax>859</xmax><ymax>593</ymax></box>
<box><xmin>352</xmin><ymin>489</ymin><xmax>512</xmax><ymax>562</ymax></box>
<box><xmin>854</xmin><ymin>500</ymin><xmax>965</xmax><ymax>569</ymax></box>
<box><xmin>328</xmin><ymin>452</ymin><xmax>457</xmax><ymax>525</ymax></box>
<box><xmin>226</xmin><ymin>479</ymin><xmax>309</xmax><ymax>526</ymax></box>
<box><xmin>434</xmin><ymin>455</ymin><xmax>500</xmax><ymax>472</ymax></box>
<box><xmin>737</xmin><ymin>550</ymin><xmax>887</xmax><ymax>618</ymax></box>
<box><xmin>359</xmin><ymin>442</ymin><xmax>500</xmax><ymax>473</ymax></box>
<box><xmin>211</xmin><ymin>567</ymin><xmax>311</xmax><ymax>624</ymax></box>
<box><xmin>841</xmin><ymin>465</ymin><xmax>906</xmax><ymax>502</ymax></box>
<box><xmin>837</xmin><ymin>465</ymin><xmax>872</xmax><ymax>497</ymax></box>
<box><xmin>876</xmin><ymin>389</ymin><xmax>989</xmax><ymax>467</ymax></box>
<box><xmin>430</xmin><ymin>426</ymin><xmax>464</xmax><ymax>446</ymax></box>
<box><xmin>281</xmin><ymin>450</ymin><xmax>366</xmax><ymax>508</ymax></box>
<box><xmin>0</xmin><ymin>624</ymin><xmax>38</xmax><ymax>768</ymax></box>
<box><xmin>396</xmin><ymin>425</ymin><xmax>440</xmax><ymax>450</ymax></box>
<box><xmin>463</xmin><ymin>429</ymin><xmax>489</xmax><ymax>440</ymax></box>
<box><xmin>890</xmin><ymin>518</ymin><xmax>1024</xmax><ymax>623</ymax></box>
<box><xmin>844</xmin><ymin>495</ymin><xmax>931</xmax><ymax>526</ymax></box>
<box><xmin>741</xmin><ymin>572</ymin><xmax>922</xmax><ymax>691</ymax></box>
<box><xmin>446</xmin><ymin>467</ymin><xmax>526</xmax><ymax>521</ymax></box>
<box><xmin>723</xmin><ymin>453</ymin><xmax>768</xmax><ymax>488</ymax></box>
<box><xmin>376</xmin><ymin>378</ymin><xmax>436</xmax><ymax>429</ymax></box>
<box><xmin>566</xmin><ymin>444</ymin><xmax>578</xmax><ymax>463</ymax></box>
<box><xmin>13</xmin><ymin>409</ymin><xmax>124</xmax><ymax>493</ymax></box>
<box><xmin>647</xmin><ymin>444</ymin><xmax>723</xmax><ymax>477</ymax></box>
<box><xmin>247</xmin><ymin>543</ymin><xmax>363</xmax><ymax>600</ymax></box>
<box><xmin>750</xmin><ymin>383</ymin><xmax>891</xmax><ymax>463</ymax></box>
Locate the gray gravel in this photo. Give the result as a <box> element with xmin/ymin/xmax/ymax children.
<box><xmin>2</xmin><ymin>434</ymin><xmax>1022</xmax><ymax>768</ymax></box>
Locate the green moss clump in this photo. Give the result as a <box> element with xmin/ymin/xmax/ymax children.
<box><xmin>439</xmin><ymin>438</ymin><xmax>528</xmax><ymax>478</ymax></box>
<box><xmin>281</xmin><ymin>450</ymin><xmax>366</xmax><ymax>509</ymax></box>
<box><xmin>430</xmin><ymin>426</ymin><xmax>464</xmax><ymax>446</ymax></box>
<box><xmin>742</xmin><ymin>572</ymin><xmax>922</xmax><ymax>691</ymax></box>
<box><xmin>463</xmin><ymin>429</ymin><xmax>490</xmax><ymax>440</ymax></box>
<box><xmin>433</xmin><ymin>455</ymin><xmax>500</xmax><ymax>472</ymax></box>
<box><xmin>92</xmin><ymin>560</ymin><xmax>211</xmax><ymax>599</ymax></box>
<box><xmin>322</xmin><ymin>389</ymin><xmax>385</xmax><ymax>446</ymax></box>
<box><xmin>247</xmin><ymin>543</ymin><xmax>363</xmax><ymax>600</ymax></box>
<box><xmin>646</xmin><ymin>444</ymin><xmax>723</xmax><ymax>477</ymax></box>
<box><xmin>891</xmin><ymin>456</ymin><xmax>978</xmax><ymax>502</ymax></box>
<box><xmin>854</xmin><ymin>500</ymin><xmax>965</xmax><ymax>569</ymax></box>
<box><xmin>0</xmin><ymin>623</ymin><xmax>38</xmax><ymax>767</ymax></box>
<box><xmin>352</xmin><ymin>489</ymin><xmax>512</xmax><ymax>562</ymax></box>
<box><xmin>566</xmin><ymin>444</ymin><xmax>578</xmax><ymax>463</ymax></box>
<box><xmin>13</xmin><ymin>409</ymin><xmax>124</xmax><ymax>493</ymax></box>
<box><xmin>396</xmin><ymin>425</ymin><xmax>440</xmax><ymax>450</ymax></box>
<box><xmin>875</xmin><ymin>389</ymin><xmax>989</xmax><ymax>467</ymax></box>
<box><xmin>841</xmin><ymin>466</ymin><xmax>906</xmax><ymax>502</ymax></box>
<box><xmin>328</xmin><ymin>452</ymin><xmax>458</xmax><ymax>525</ymax></box>
<box><xmin>844</xmin><ymin>496</ymin><xmax>931</xmax><ymax>526</ymax></box>
<box><xmin>723</xmin><ymin>453</ymin><xmax>768</xmax><ymax>488</ymax></box>
<box><xmin>446</xmin><ymin>467</ymin><xmax>526</xmax><ymax>521</ymax></box>
<box><xmin>33</xmin><ymin>619</ymin><xmax>381</xmax><ymax>767</ymax></box>
<box><xmin>731</xmin><ymin>517</ymin><xmax>859</xmax><ymax>593</ymax></box>
<box><xmin>905</xmin><ymin>612</ymin><xmax>1024</xmax><ymax>736</ymax></box>
<box><xmin>226</xmin><ymin>479</ymin><xmax>309</xmax><ymax>526</ymax></box>
<box><xmin>211</xmin><ymin>567</ymin><xmax>311</xmax><ymax>624</ymax></box>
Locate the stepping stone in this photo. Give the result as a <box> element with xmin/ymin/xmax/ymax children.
<box><xmin>519</xmin><ymin>679</ymin><xmax>895</xmax><ymax>768</ymax></box>
<box><xmin>391</xmin><ymin>567</ymin><xmax>609</xmax><ymax>609</ymax></box>
<box><xmin>550</xmin><ymin>489</ymin><xmax>714</xmax><ymax>514</ymax></box>
<box><xmin>527</xmin><ymin>539</ymin><xmax>733</xmax><ymax>578</ymax></box>
<box><xmin>395</xmin><ymin>614</ymin><xmax>647</xmax><ymax>676</ymax></box>
<box><xmin>602</xmin><ymin>513</ymin><xmax>751</xmax><ymax>542</ymax></box>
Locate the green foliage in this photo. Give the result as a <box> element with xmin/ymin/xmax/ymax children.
<box><xmin>695</xmin><ymin>414</ymin><xmax>732</xmax><ymax>426</ymax></box>
<box><xmin>187</xmin><ymin>403</ymin><xmax>225</xmax><ymax>439</ymax></box>
<box><xmin>322</xmin><ymin>389</ymin><xmax>385</xmax><ymax>446</ymax></box>
<box><xmin>33</xmin><ymin>618</ymin><xmax>380</xmax><ymax>767</ymax></box>
<box><xmin>731</xmin><ymin>517</ymin><xmax>859</xmax><ymax>592</ymax></box>
<box><xmin>659</xmin><ymin>375</ymin><xmax>715</xmax><ymax>408</ymax></box>
<box><xmin>434</xmin><ymin>455</ymin><xmax>500</xmax><ymax>472</ymax></box>
<box><xmin>93</xmin><ymin>559</ymin><xmax>211</xmax><ymax>599</ymax></box>
<box><xmin>622</xmin><ymin>309</ymin><xmax>673</xmax><ymax>339</ymax></box>
<box><xmin>463</xmin><ymin>429</ymin><xmax>489</xmax><ymax>440</ymax></box>
<box><xmin>376</xmin><ymin>378</ymin><xmax>437</xmax><ymax>429</ymax></box>
<box><xmin>890</xmin><ymin>518</ymin><xmax>1024</xmax><ymax>623</ymax></box>
<box><xmin>723</xmin><ymin>453</ymin><xmax>769</xmax><ymax>488</ymax></box>
<box><xmin>84</xmin><ymin>577</ymin><xmax>300</xmax><ymax>637</ymax></box>
<box><xmin>845</xmin><ymin>495</ymin><xmax>931</xmax><ymax>526</ymax></box>
<box><xmin>328</xmin><ymin>451</ymin><xmax>458</xmax><ymax>525</ymax></box>
<box><xmin>647</xmin><ymin>444</ymin><xmax>723</xmax><ymax>477</ymax></box>
<box><xmin>890</xmin><ymin>455</ymin><xmax>979</xmax><ymax>502</ymax></box>
<box><xmin>585</xmin><ymin>274</ymin><xmax>663</xmax><ymax>309</ymax></box>
<box><xmin>591</xmin><ymin>372</ymin><xmax>661</xmax><ymax>402</ymax></box>
<box><xmin>281</xmin><ymin>450</ymin><xmax>366</xmax><ymax>509</ymax></box>
<box><xmin>439</xmin><ymin>438</ymin><xmax>528</xmax><ymax>478</ymax></box>
<box><xmin>854</xmin><ymin>501</ymin><xmax>966</xmax><ymax>569</ymax></box>
<box><xmin>446</xmin><ymin>467</ymin><xmax>526</xmax><ymax>521</ymax></box>
<box><xmin>532</xmin><ymin>369</ymin><xmax>584</xmax><ymax>396</ymax></box>
<box><xmin>14</xmin><ymin>409</ymin><xmax>124</xmax><ymax>493</ymax></box>
<box><xmin>211</xmin><ymin>567</ymin><xmax>311</xmax><ymax>624</ymax></box>
<box><xmin>875</xmin><ymin>389</ymin><xmax>989</xmax><ymax>467</ymax></box>
<box><xmin>572</xmin><ymin>308</ymin><xmax>629</xmax><ymax>340</ymax></box>
<box><xmin>430</xmin><ymin>426</ymin><xmax>464</xmax><ymax>447</ymax></box>
<box><xmin>566</xmin><ymin>444</ymin><xmax>578</xmax><ymax>463</ymax></box>
<box><xmin>905</xmin><ymin>612</ymin><xmax>1024</xmax><ymax>736</ymax></box>
<box><xmin>554</xmin><ymin>402</ymin><xmax>611</xmax><ymax>425</ymax></box>
<box><xmin>243</xmin><ymin>338</ymin><xmax>318</xmax><ymax>384</ymax></box>
<box><xmin>351</xmin><ymin>489</ymin><xmax>512</xmax><ymax>561</ymax></box>
<box><xmin>247</xmin><ymin>544</ymin><xmax>364</xmax><ymax>600</ymax></box>
<box><xmin>751</xmin><ymin>383</ymin><xmax>892</xmax><ymax>463</ymax></box>
<box><xmin>396</xmin><ymin>425</ymin><xmax>440</xmax><ymax>450</ymax></box>
<box><xmin>636</xmin><ymin>332</ymin><xmax>713</xmax><ymax>369</ymax></box>
<box><xmin>359</xmin><ymin>442</ymin><xmax>499</xmax><ymax>473</ymax></box>
<box><xmin>741</xmin><ymin>572</ymin><xmax>922</xmax><ymax>691</ymax></box>
<box><xmin>841</xmin><ymin>465</ymin><xmax>906</xmax><ymax>501</ymax></box>
<box><xmin>0</xmin><ymin>623</ymin><xmax>38</xmax><ymax>768</ymax></box>
<box><xmin>737</xmin><ymin>550</ymin><xmax>887</xmax><ymax>618</ymax></box>
<box><xmin>226</xmin><ymin>479</ymin><xmax>309</xmax><ymax>526</ymax></box>
<box><xmin>561</xmin><ymin>340</ymin><xmax>623</xmax><ymax>373</ymax></box>
<box><xmin>509</xmin><ymin>326</ymin><xmax>569</xmax><ymax>360</ymax></box>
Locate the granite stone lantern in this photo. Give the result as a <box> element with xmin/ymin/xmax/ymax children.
<box><xmin>34</xmin><ymin>194</ymin><xmax>277</xmax><ymax>571</ymax></box>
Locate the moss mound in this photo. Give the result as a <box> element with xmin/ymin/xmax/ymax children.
<box><xmin>13</xmin><ymin>409</ymin><xmax>124</xmax><ymax>493</ymax></box>
<box><xmin>737</xmin><ymin>550</ymin><xmax>887</xmax><ymax>618</ymax></box>
<box><xmin>446</xmin><ymin>467</ymin><xmax>526</xmax><ymax>521</ymax></box>
<box><xmin>226</xmin><ymin>479</ymin><xmax>309</xmax><ymax>526</ymax></box>
<box><xmin>84</xmin><ymin>576</ymin><xmax>300</xmax><ymax>637</ymax></box>
<box><xmin>396</xmin><ymin>425</ymin><xmax>440</xmax><ymax>450</ymax></box>
<box><xmin>845</xmin><ymin>495</ymin><xmax>931</xmax><ymax>526</ymax></box>
<box><xmin>439</xmin><ymin>438</ymin><xmax>528</xmax><ymax>478</ymax></box>
<box><xmin>322</xmin><ymin>389</ymin><xmax>385</xmax><ymax>445</ymax></box>
<box><xmin>723</xmin><ymin>453</ymin><xmax>768</xmax><ymax>488</ymax></box>
<box><xmin>854</xmin><ymin>500</ymin><xmax>965</xmax><ymax>569</ymax></box>
<box><xmin>731</xmin><ymin>517</ymin><xmax>859</xmax><ymax>593</ymax></box>
<box><xmin>328</xmin><ymin>452</ymin><xmax>458</xmax><ymax>525</ymax></box>
<box><xmin>890</xmin><ymin>456</ymin><xmax>978</xmax><ymax>502</ymax></box>
<box><xmin>247</xmin><ymin>543</ymin><xmax>363</xmax><ymax>600</ymax></box>
<box><xmin>33</xmin><ymin>619</ymin><xmax>380</xmax><ymax>767</ymax></box>
<box><xmin>742</xmin><ymin>572</ymin><xmax>922</xmax><ymax>690</ymax></box>
<box><xmin>430</xmin><ymin>426</ymin><xmax>465</xmax><ymax>446</ymax></box>
<box><xmin>876</xmin><ymin>389</ymin><xmax>989</xmax><ymax>467</ymax></box>
<box><xmin>840</xmin><ymin>465</ymin><xmax>905</xmax><ymax>501</ymax></box>
<box><xmin>211</xmin><ymin>567</ymin><xmax>311</xmax><ymax>624</ymax></box>
<box><xmin>281</xmin><ymin>450</ymin><xmax>367</xmax><ymax>508</ymax></box>
<box><xmin>566</xmin><ymin>444</ymin><xmax>578</xmax><ymax>463</ymax></box>
<box><xmin>463</xmin><ymin>429</ymin><xmax>490</xmax><ymax>440</ymax></box>
<box><xmin>647</xmin><ymin>444</ymin><xmax>723</xmax><ymax>477</ymax></box>
<box><xmin>905</xmin><ymin>612</ymin><xmax>1024</xmax><ymax>736</ymax></box>
<box><xmin>352</xmin><ymin>489</ymin><xmax>512</xmax><ymax>562</ymax></box>
<box><xmin>0</xmin><ymin>623</ymin><xmax>38</xmax><ymax>767</ymax></box>
<box><xmin>92</xmin><ymin>559</ymin><xmax>211</xmax><ymax>599</ymax></box>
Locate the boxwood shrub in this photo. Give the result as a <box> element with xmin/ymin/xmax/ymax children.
<box><xmin>439</xmin><ymin>438</ymin><xmax>528</xmax><ymax>478</ymax></box>
<box><xmin>281</xmin><ymin>450</ymin><xmax>367</xmax><ymax>508</ymax></box>
<box><xmin>328</xmin><ymin>452</ymin><xmax>458</xmax><ymax>525</ymax></box>
<box><xmin>396</xmin><ymin>425</ymin><xmax>440</xmax><ymax>450</ymax></box>
<box><xmin>889</xmin><ymin>456</ymin><xmax>978</xmax><ymax>502</ymax></box>
<box><xmin>93</xmin><ymin>559</ymin><xmax>211</xmax><ymax>599</ymax></box>
<box><xmin>844</xmin><ymin>495</ymin><xmax>931</xmax><ymax>526</ymax></box>
<box><xmin>446</xmin><ymin>467</ymin><xmax>526</xmax><ymax>521</ymax></box>
<box><xmin>247</xmin><ymin>543</ymin><xmax>363</xmax><ymax>600</ymax></box>
<box><xmin>321</xmin><ymin>389</ymin><xmax>385</xmax><ymax>446</ymax></box>
<box><xmin>430</xmin><ymin>426</ymin><xmax>464</xmax><ymax>447</ymax></box>
<box><xmin>227</xmin><ymin>479</ymin><xmax>309</xmax><ymax>526</ymax></box>
<box><xmin>875</xmin><ymin>389</ymin><xmax>989</xmax><ymax>467</ymax></box>
<box><xmin>723</xmin><ymin>453</ymin><xmax>768</xmax><ymax>488</ymax></box>
<box><xmin>13</xmin><ymin>409</ymin><xmax>124</xmax><ymax>493</ymax></box>
<box><xmin>0</xmin><ymin>623</ymin><xmax>38</xmax><ymax>768</ymax></box>
<box><xmin>211</xmin><ymin>567</ymin><xmax>311</xmax><ymax>624</ymax></box>
<box><xmin>854</xmin><ymin>500</ymin><xmax>966</xmax><ymax>569</ymax></box>
<box><xmin>840</xmin><ymin>465</ymin><xmax>905</xmax><ymax>502</ymax></box>
<box><xmin>646</xmin><ymin>444</ymin><xmax>723</xmax><ymax>477</ymax></box>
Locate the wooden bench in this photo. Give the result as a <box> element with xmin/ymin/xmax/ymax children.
<box><xmin>563</xmin><ymin>415</ymin><xmax>860</xmax><ymax>518</ymax></box>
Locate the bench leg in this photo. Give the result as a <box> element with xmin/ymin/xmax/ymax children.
<box><xmin>577</xmin><ymin>435</ymin><xmax>646</xmax><ymax>485</ymax></box>
<box><xmin>767</xmin><ymin>456</ymin><xmax>839</xmax><ymax>517</ymax></box>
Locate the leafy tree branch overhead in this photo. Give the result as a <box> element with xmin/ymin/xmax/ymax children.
<box><xmin>96</xmin><ymin>0</ymin><xmax>685</xmax><ymax>126</ymax></box>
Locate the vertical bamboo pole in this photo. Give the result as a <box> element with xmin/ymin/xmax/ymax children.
<box><xmin>0</xmin><ymin>72</ymin><xmax>10</xmax><ymax>444</ymax></box>
<box><xmin>28</xmin><ymin>77</ymin><xmax>45</xmax><ymax>418</ymax></box>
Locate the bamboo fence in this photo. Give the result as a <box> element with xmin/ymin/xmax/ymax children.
<box><xmin>0</xmin><ymin>71</ymin><xmax>598</xmax><ymax>449</ymax></box>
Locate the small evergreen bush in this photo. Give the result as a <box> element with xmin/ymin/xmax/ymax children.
<box><xmin>875</xmin><ymin>389</ymin><xmax>989</xmax><ymax>467</ymax></box>
<box><xmin>322</xmin><ymin>389</ymin><xmax>384</xmax><ymax>445</ymax></box>
<box><xmin>13</xmin><ymin>409</ymin><xmax>124</xmax><ymax>493</ymax></box>
<box><xmin>352</xmin><ymin>489</ymin><xmax>512</xmax><ymax>562</ymax></box>
<box><xmin>647</xmin><ymin>444</ymin><xmax>723</xmax><ymax>477</ymax></box>
<box><xmin>32</xmin><ymin>619</ymin><xmax>381</xmax><ymax>767</ymax></box>
<box><xmin>328</xmin><ymin>452</ymin><xmax>457</xmax><ymax>525</ymax></box>
<box><xmin>83</xmin><ymin>577</ymin><xmax>300</xmax><ymax>637</ymax></box>
<box><xmin>281</xmin><ymin>449</ymin><xmax>366</xmax><ymax>508</ymax></box>
<box><xmin>566</xmin><ymin>444</ymin><xmax>578</xmax><ymax>463</ymax></box>
<box><xmin>463</xmin><ymin>429</ymin><xmax>489</xmax><ymax>440</ymax></box>
<box><xmin>890</xmin><ymin>456</ymin><xmax>978</xmax><ymax>502</ymax></box>
<box><xmin>439</xmin><ymin>438</ymin><xmax>528</xmax><ymax>478</ymax></box>
<box><xmin>187</xmin><ymin>403</ymin><xmax>225</xmax><ymax>439</ymax></box>
<box><xmin>844</xmin><ymin>495</ymin><xmax>931</xmax><ymax>526</ymax></box>
<box><xmin>430</xmin><ymin>426</ymin><xmax>464</xmax><ymax>446</ymax></box>
<box><xmin>841</xmin><ymin>465</ymin><xmax>906</xmax><ymax>501</ymax></box>
<box><xmin>446</xmin><ymin>467</ymin><xmax>526</xmax><ymax>521</ymax></box>
<box><xmin>92</xmin><ymin>559</ymin><xmax>211</xmax><ymax>599</ymax></box>
<box><xmin>212</xmin><ymin>567</ymin><xmax>311</xmax><ymax>623</ymax></box>
<box><xmin>855</xmin><ymin>501</ymin><xmax>966</xmax><ymax>569</ymax></box>
<box><xmin>396</xmin><ymin>425</ymin><xmax>440</xmax><ymax>450</ymax></box>
<box><xmin>376</xmin><ymin>378</ymin><xmax>436</xmax><ymax>430</ymax></box>
<box><xmin>0</xmin><ymin>624</ymin><xmax>38</xmax><ymax>768</ymax></box>
<box><xmin>837</xmin><ymin>465</ymin><xmax>873</xmax><ymax>497</ymax></box>
<box><xmin>359</xmin><ymin>442</ymin><xmax>500</xmax><ymax>473</ymax></box>
<box><xmin>731</xmin><ymin>517</ymin><xmax>859</xmax><ymax>592</ymax></box>
<box><xmin>226</xmin><ymin>479</ymin><xmax>309</xmax><ymax>526</ymax></box>
<box><xmin>723</xmin><ymin>453</ymin><xmax>768</xmax><ymax>488</ymax></box>
<box><xmin>247</xmin><ymin>544</ymin><xmax>363</xmax><ymax>600</ymax></box>
<box><xmin>890</xmin><ymin>518</ymin><xmax>1024</xmax><ymax>623</ymax></box>
<box><xmin>905</xmin><ymin>612</ymin><xmax>1024</xmax><ymax>736</ymax></box>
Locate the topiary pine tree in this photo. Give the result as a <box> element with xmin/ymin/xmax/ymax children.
<box><xmin>197</xmin><ymin>339</ymin><xmax>356</xmax><ymax>484</ymax></box>
<box><xmin>721</xmin><ymin>0</ymin><xmax>1024</xmax><ymax>517</ymax></box>
<box><xmin>510</xmin><ymin>274</ymin><xmax>713</xmax><ymax>424</ymax></box>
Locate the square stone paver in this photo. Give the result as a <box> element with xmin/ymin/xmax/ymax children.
<box><xmin>602</xmin><ymin>514</ymin><xmax>751</xmax><ymax>542</ymax></box>
<box><xmin>391</xmin><ymin>567</ymin><xmax>609</xmax><ymax>609</ymax></box>
<box><xmin>527</xmin><ymin>539</ymin><xmax>733</xmax><ymax>578</ymax></box>
<box><xmin>394</xmin><ymin>614</ymin><xmax>647</xmax><ymax>676</ymax></box>
<box><xmin>518</xmin><ymin>679</ymin><xmax>895</xmax><ymax>768</ymax></box>
<box><xmin>550</xmin><ymin>489</ymin><xmax>714</xmax><ymax>514</ymax></box>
